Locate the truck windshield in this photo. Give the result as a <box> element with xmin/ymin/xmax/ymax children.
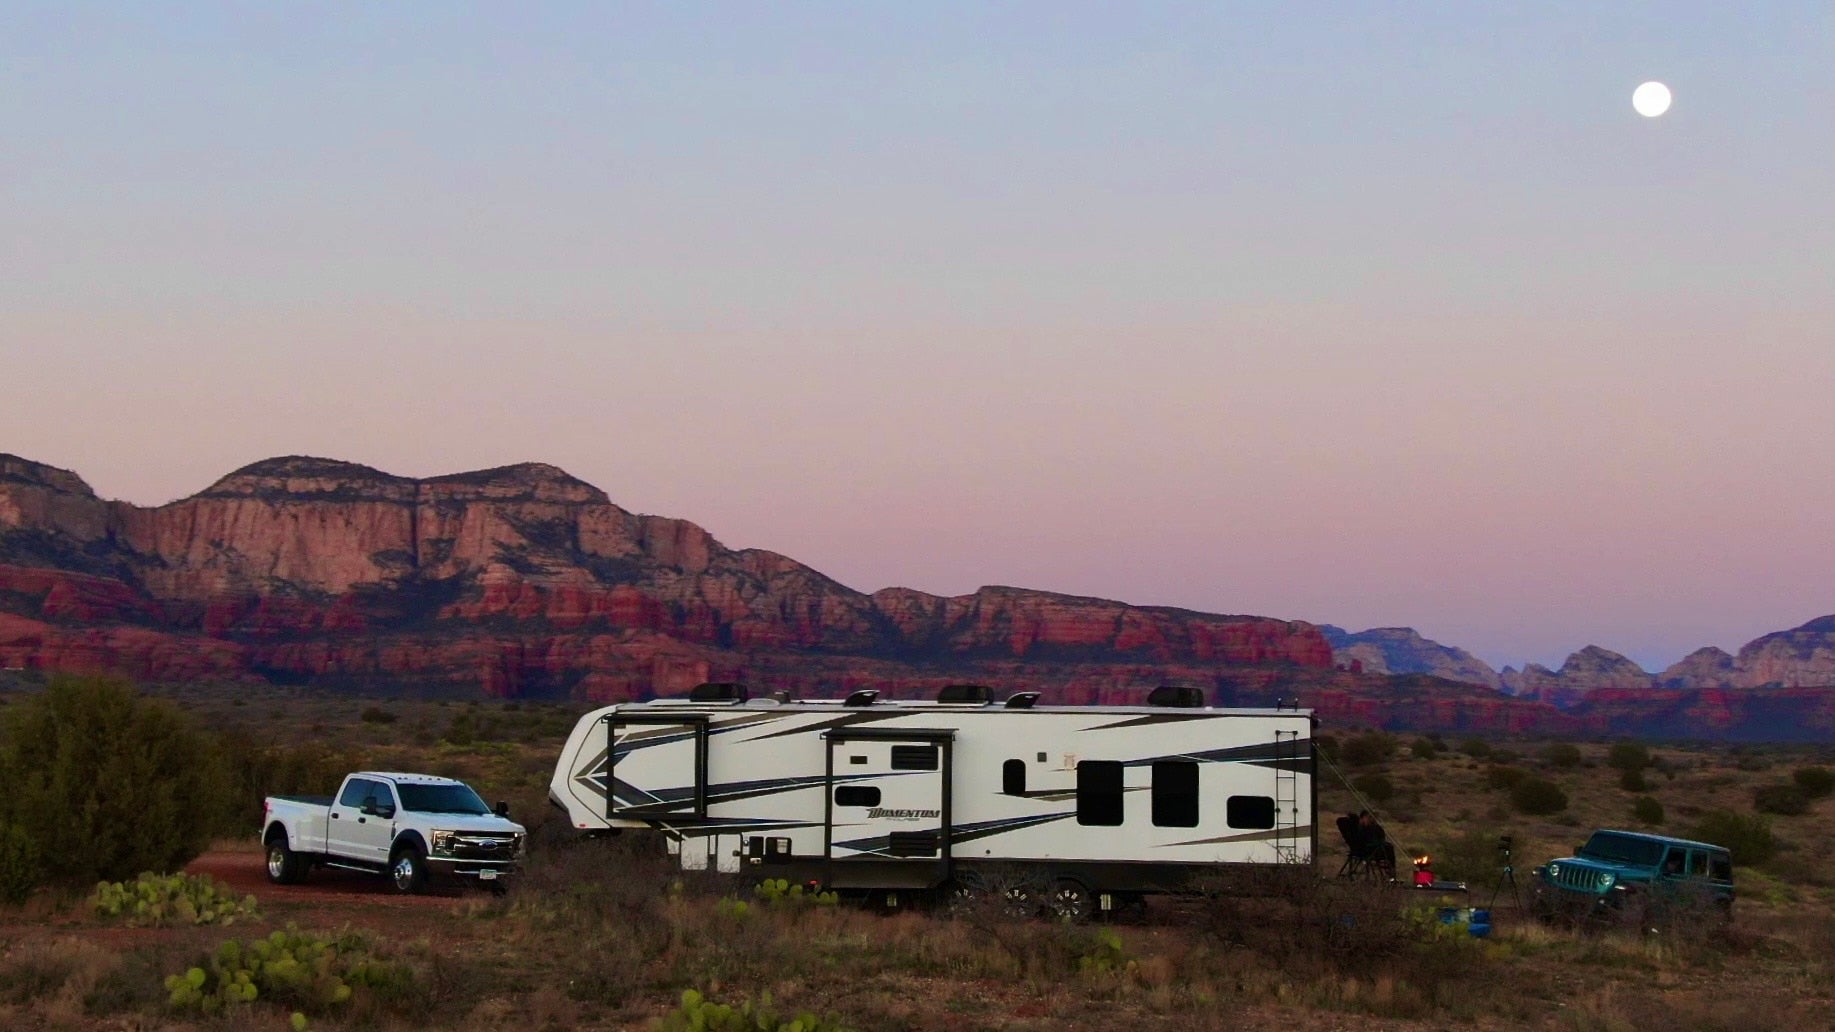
<box><xmin>1577</xmin><ymin>832</ymin><xmax>1665</xmax><ymax>866</ymax></box>
<box><xmin>395</xmin><ymin>784</ymin><xmax>491</xmax><ymax>815</ymax></box>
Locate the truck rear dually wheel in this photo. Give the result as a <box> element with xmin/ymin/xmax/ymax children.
<box><xmin>265</xmin><ymin>834</ymin><xmax>304</xmax><ymax>885</ymax></box>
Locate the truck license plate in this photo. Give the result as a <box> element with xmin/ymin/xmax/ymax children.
<box><xmin>479</xmin><ymin>870</ymin><xmax>499</xmax><ymax>881</ymax></box>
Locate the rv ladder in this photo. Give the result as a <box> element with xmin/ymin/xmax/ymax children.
<box><xmin>1273</xmin><ymin>729</ymin><xmax>1301</xmax><ymax>864</ymax></box>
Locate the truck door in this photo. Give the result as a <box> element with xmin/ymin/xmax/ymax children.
<box><xmin>605</xmin><ymin>714</ymin><xmax>710</xmax><ymax>823</ymax></box>
<box><xmin>327</xmin><ymin>777</ymin><xmax>381</xmax><ymax>861</ymax></box>
<box><xmin>348</xmin><ymin>781</ymin><xmax>399</xmax><ymax>865</ymax></box>
<box><xmin>824</xmin><ymin>729</ymin><xmax>952</xmax><ymax>888</ymax></box>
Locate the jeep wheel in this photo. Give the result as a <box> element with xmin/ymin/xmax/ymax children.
<box><xmin>390</xmin><ymin>845</ymin><xmax>429</xmax><ymax>894</ymax></box>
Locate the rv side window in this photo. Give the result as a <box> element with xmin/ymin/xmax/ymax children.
<box><xmin>1076</xmin><ymin>761</ymin><xmax>1124</xmax><ymax>826</ymax></box>
<box><xmin>1003</xmin><ymin>759</ymin><xmax>1026</xmax><ymax>796</ymax></box>
<box><xmin>834</xmin><ymin>786</ymin><xmax>881</xmax><ymax>807</ymax></box>
<box><xmin>890</xmin><ymin>745</ymin><xmax>939</xmax><ymax>771</ymax></box>
<box><xmin>1226</xmin><ymin>795</ymin><xmax>1276</xmax><ymax>830</ymax></box>
<box><xmin>1151</xmin><ymin>761</ymin><xmax>1199</xmax><ymax>827</ymax></box>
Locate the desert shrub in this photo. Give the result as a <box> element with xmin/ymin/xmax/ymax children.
<box><xmin>91</xmin><ymin>872</ymin><xmax>259</xmax><ymax>927</ymax></box>
<box><xmin>1792</xmin><ymin>766</ymin><xmax>1834</xmax><ymax>799</ymax></box>
<box><xmin>1484</xmin><ymin>764</ymin><xmax>1526</xmax><ymax>791</ymax></box>
<box><xmin>164</xmin><ymin>926</ymin><xmax>418</xmax><ymax>1018</ymax></box>
<box><xmin>657</xmin><ymin>988</ymin><xmax>850</xmax><ymax>1032</ymax></box>
<box><xmin>1429</xmin><ymin>826</ymin><xmax>1517</xmax><ymax>886</ymax></box>
<box><xmin>1409</xmin><ymin>737</ymin><xmax>1440</xmax><ymax>760</ymax></box>
<box><xmin>1691</xmin><ymin>810</ymin><xmax>1775</xmax><ymax>865</ymax></box>
<box><xmin>1458</xmin><ymin>737</ymin><xmax>1491</xmax><ymax>758</ymax></box>
<box><xmin>0</xmin><ymin>819</ymin><xmax>39</xmax><ymax>904</ymax></box>
<box><xmin>1339</xmin><ymin>731</ymin><xmax>1396</xmax><ymax>768</ymax></box>
<box><xmin>751</xmin><ymin>877</ymin><xmax>837</xmax><ymax>908</ymax></box>
<box><xmin>1540</xmin><ymin>743</ymin><xmax>1582</xmax><ymax>769</ymax></box>
<box><xmin>216</xmin><ymin>735</ymin><xmax>358</xmax><ymax>835</ymax></box>
<box><xmin>1632</xmin><ymin>796</ymin><xmax>1665</xmax><ymax>825</ymax></box>
<box><xmin>1619</xmin><ymin>767</ymin><xmax>1649</xmax><ymax>792</ymax></box>
<box><xmin>0</xmin><ymin>675</ymin><xmax>231</xmax><ymax>890</ymax></box>
<box><xmin>1352</xmin><ymin>773</ymin><xmax>1395</xmax><ymax>804</ymax></box>
<box><xmin>1314</xmin><ymin>734</ymin><xmax>1339</xmax><ymax>761</ymax></box>
<box><xmin>1606</xmin><ymin>740</ymin><xmax>1650</xmax><ymax>772</ymax></box>
<box><xmin>358</xmin><ymin>706</ymin><xmax>397</xmax><ymax>725</ymax></box>
<box><xmin>1752</xmin><ymin>782</ymin><xmax>1809</xmax><ymax>816</ymax></box>
<box><xmin>1509</xmin><ymin>777</ymin><xmax>1568</xmax><ymax>815</ymax></box>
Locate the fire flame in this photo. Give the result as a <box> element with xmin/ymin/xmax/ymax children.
<box><xmin>1414</xmin><ymin>855</ymin><xmax>1431</xmax><ymax>866</ymax></box>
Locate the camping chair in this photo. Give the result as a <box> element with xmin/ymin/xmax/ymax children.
<box><xmin>1336</xmin><ymin>813</ymin><xmax>1396</xmax><ymax>883</ymax></box>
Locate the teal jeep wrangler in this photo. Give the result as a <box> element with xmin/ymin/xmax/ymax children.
<box><xmin>1531</xmin><ymin>829</ymin><xmax>1734</xmax><ymax>922</ymax></box>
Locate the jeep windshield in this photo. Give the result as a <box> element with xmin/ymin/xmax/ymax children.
<box><xmin>1576</xmin><ymin>832</ymin><xmax>1665</xmax><ymax>866</ymax></box>
<box><xmin>396</xmin><ymin>783</ymin><xmax>491</xmax><ymax>815</ymax></box>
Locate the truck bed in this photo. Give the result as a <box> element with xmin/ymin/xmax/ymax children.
<box><xmin>269</xmin><ymin>794</ymin><xmax>334</xmax><ymax>807</ymax></box>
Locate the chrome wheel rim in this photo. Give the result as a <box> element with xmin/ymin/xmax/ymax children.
<box><xmin>266</xmin><ymin>847</ymin><xmax>285</xmax><ymax>879</ymax></box>
<box><xmin>1051</xmin><ymin>887</ymin><xmax>1087</xmax><ymax>919</ymax></box>
<box><xmin>392</xmin><ymin>855</ymin><xmax>417</xmax><ymax>890</ymax></box>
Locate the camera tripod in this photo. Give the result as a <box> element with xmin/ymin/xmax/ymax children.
<box><xmin>1488</xmin><ymin>838</ymin><xmax>1522</xmax><ymax>910</ymax></box>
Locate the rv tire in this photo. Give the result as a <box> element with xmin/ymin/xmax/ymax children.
<box><xmin>1048</xmin><ymin>879</ymin><xmax>1095</xmax><ymax>922</ymax></box>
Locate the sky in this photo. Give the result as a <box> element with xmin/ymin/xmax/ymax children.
<box><xmin>2</xmin><ymin>2</ymin><xmax>1831</xmax><ymax>673</ymax></box>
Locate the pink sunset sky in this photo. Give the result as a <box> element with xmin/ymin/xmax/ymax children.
<box><xmin>3</xmin><ymin>4</ymin><xmax>1830</xmax><ymax>672</ymax></box>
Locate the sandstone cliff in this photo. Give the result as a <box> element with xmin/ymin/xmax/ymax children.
<box><xmin>0</xmin><ymin>453</ymin><xmax>1332</xmax><ymax>698</ymax></box>
<box><xmin>1320</xmin><ymin>625</ymin><xmax>1502</xmax><ymax>690</ymax></box>
<box><xmin>5</xmin><ymin>452</ymin><xmax>1826</xmax><ymax>738</ymax></box>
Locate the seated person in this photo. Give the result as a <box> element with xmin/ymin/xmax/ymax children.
<box><xmin>1357</xmin><ymin>810</ymin><xmax>1398</xmax><ymax>880</ymax></box>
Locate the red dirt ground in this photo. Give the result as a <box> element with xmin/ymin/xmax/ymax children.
<box><xmin>183</xmin><ymin>850</ymin><xmax>470</xmax><ymax>910</ymax></box>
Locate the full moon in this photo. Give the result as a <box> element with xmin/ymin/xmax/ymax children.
<box><xmin>1633</xmin><ymin>81</ymin><xmax>1672</xmax><ymax>117</ymax></box>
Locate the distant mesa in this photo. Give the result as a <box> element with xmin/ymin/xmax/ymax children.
<box><xmin>1</xmin><ymin>452</ymin><xmax>1829</xmax><ymax>740</ymax></box>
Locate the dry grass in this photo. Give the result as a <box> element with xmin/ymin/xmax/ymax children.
<box><xmin>3</xmin><ymin>689</ymin><xmax>1832</xmax><ymax>1029</ymax></box>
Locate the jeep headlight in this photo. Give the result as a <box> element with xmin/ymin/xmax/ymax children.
<box><xmin>431</xmin><ymin>830</ymin><xmax>456</xmax><ymax>857</ymax></box>
<box><xmin>1549</xmin><ymin>863</ymin><xmax>1561</xmax><ymax>880</ymax></box>
<box><xmin>1599</xmin><ymin>872</ymin><xmax>1615</xmax><ymax>890</ymax></box>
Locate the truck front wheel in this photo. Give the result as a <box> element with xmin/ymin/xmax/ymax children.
<box><xmin>390</xmin><ymin>845</ymin><xmax>428</xmax><ymax>894</ymax></box>
<box><xmin>265</xmin><ymin>834</ymin><xmax>305</xmax><ymax>885</ymax></box>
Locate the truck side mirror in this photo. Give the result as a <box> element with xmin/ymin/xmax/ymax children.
<box><xmin>494</xmin><ymin>801</ymin><xmax>510</xmax><ymax>818</ymax></box>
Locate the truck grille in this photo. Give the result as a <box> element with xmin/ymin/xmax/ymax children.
<box><xmin>449</xmin><ymin>834</ymin><xmax>520</xmax><ymax>861</ymax></box>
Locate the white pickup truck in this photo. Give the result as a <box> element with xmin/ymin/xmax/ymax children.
<box><xmin>261</xmin><ymin>772</ymin><xmax>526</xmax><ymax>894</ymax></box>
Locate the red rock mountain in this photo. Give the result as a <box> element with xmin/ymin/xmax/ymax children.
<box><xmin>3</xmin><ymin>454</ymin><xmax>1825</xmax><ymax>738</ymax></box>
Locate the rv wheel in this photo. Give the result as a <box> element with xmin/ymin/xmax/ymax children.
<box><xmin>1048</xmin><ymin>880</ymin><xmax>1095</xmax><ymax>922</ymax></box>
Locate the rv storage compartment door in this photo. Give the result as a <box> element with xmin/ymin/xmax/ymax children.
<box><xmin>605</xmin><ymin>714</ymin><xmax>710</xmax><ymax>820</ymax></box>
<box><xmin>824</xmin><ymin>729</ymin><xmax>953</xmax><ymax>886</ymax></box>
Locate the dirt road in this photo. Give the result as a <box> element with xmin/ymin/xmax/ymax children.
<box><xmin>183</xmin><ymin>850</ymin><xmax>471</xmax><ymax>910</ymax></box>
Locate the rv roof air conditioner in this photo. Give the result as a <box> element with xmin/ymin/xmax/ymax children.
<box><xmin>687</xmin><ymin>682</ymin><xmax>750</xmax><ymax>703</ymax></box>
<box><xmin>1147</xmin><ymin>684</ymin><xmax>1205</xmax><ymax>708</ymax></box>
<box><xmin>842</xmin><ymin>689</ymin><xmax>879</xmax><ymax>707</ymax></box>
<box><xmin>936</xmin><ymin>683</ymin><xmax>992</xmax><ymax>705</ymax></box>
<box><xmin>1003</xmin><ymin>691</ymin><xmax>1041</xmax><ymax>709</ymax></box>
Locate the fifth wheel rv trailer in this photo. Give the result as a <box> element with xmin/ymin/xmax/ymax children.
<box><xmin>549</xmin><ymin>683</ymin><xmax>1316</xmax><ymax>914</ymax></box>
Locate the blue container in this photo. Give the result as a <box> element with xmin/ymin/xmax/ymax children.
<box><xmin>1468</xmin><ymin>908</ymin><xmax>1492</xmax><ymax>938</ymax></box>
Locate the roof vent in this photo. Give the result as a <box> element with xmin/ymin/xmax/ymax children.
<box><xmin>1147</xmin><ymin>684</ymin><xmax>1205</xmax><ymax>708</ymax></box>
<box><xmin>843</xmin><ymin>689</ymin><xmax>879</xmax><ymax>707</ymax></box>
<box><xmin>1003</xmin><ymin>691</ymin><xmax>1041</xmax><ymax>709</ymax></box>
<box><xmin>688</xmin><ymin>682</ymin><xmax>750</xmax><ymax>703</ymax></box>
<box><xmin>937</xmin><ymin>683</ymin><xmax>992</xmax><ymax>704</ymax></box>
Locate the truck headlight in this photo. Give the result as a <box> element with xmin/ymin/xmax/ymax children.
<box><xmin>431</xmin><ymin>831</ymin><xmax>456</xmax><ymax>857</ymax></box>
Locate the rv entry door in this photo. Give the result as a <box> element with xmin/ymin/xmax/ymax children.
<box><xmin>824</xmin><ymin>728</ymin><xmax>953</xmax><ymax>887</ymax></box>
